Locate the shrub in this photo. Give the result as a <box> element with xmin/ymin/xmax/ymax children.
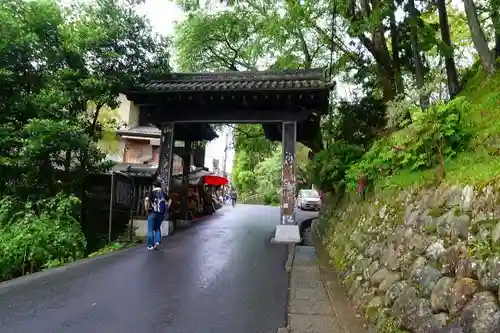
<box><xmin>323</xmin><ymin>96</ymin><xmax>387</xmax><ymax>148</ymax></box>
<box><xmin>262</xmin><ymin>190</ymin><xmax>280</xmax><ymax>206</ymax></box>
<box><xmin>345</xmin><ymin>138</ymin><xmax>397</xmax><ymax>190</ymax></box>
<box><xmin>0</xmin><ymin>193</ymin><xmax>86</xmax><ymax>281</ymax></box>
<box><xmin>309</xmin><ymin>141</ymin><xmax>364</xmax><ymax>191</ymax></box>
<box><xmin>345</xmin><ymin>97</ymin><xmax>471</xmax><ymax>190</ymax></box>
<box><xmin>404</xmin><ymin>97</ymin><xmax>471</xmax><ymax>168</ymax></box>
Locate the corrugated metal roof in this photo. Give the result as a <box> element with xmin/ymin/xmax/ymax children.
<box><xmin>117</xmin><ymin>125</ymin><xmax>160</xmax><ymax>138</ymax></box>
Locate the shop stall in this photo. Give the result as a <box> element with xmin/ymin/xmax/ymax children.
<box><xmin>204</xmin><ymin>175</ymin><xmax>229</xmax><ymax>209</ymax></box>
<box><xmin>170</xmin><ymin>168</ymin><xmax>211</xmax><ymax>220</ymax></box>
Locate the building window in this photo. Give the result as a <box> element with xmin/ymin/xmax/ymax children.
<box><xmin>152</xmin><ymin>146</ymin><xmax>160</xmax><ymax>163</ymax></box>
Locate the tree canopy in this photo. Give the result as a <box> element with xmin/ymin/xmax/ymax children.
<box><xmin>173</xmin><ymin>0</ymin><xmax>499</xmax><ymax>198</ymax></box>
<box><xmin>0</xmin><ymin>0</ymin><xmax>169</xmax><ymax>198</ymax></box>
<box><xmin>0</xmin><ymin>0</ymin><xmax>169</xmax><ymax>280</ymax></box>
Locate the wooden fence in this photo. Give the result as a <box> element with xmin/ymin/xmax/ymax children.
<box><xmin>130</xmin><ymin>179</ymin><xmax>153</xmax><ymax>219</ymax></box>
<box><xmin>84</xmin><ymin>172</ymin><xmax>141</xmax><ymax>252</ymax></box>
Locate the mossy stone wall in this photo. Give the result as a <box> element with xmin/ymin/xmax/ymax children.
<box><xmin>319</xmin><ymin>184</ymin><xmax>500</xmax><ymax>332</ymax></box>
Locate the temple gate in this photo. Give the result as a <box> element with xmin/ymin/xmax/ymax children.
<box><xmin>123</xmin><ymin>69</ymin><xmax>333</xmax><ymax>242</ymax></box>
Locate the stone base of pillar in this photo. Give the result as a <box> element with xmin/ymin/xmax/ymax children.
<box><xmin>130</xmin><ymin>219</ymin><xmax>174</xmax><ymax>237</ymax></box>
<box><xmin>176</xmin><ymin>220</ymin><xmax>192</xmax><ymax>228</ymax></box>
<box><xmin>161</xmin><ymin>221</ymin><xmax>174</xmax><ymax>236</ymax></box>
<box><xmin>271</xmin><ymin>225</ymin><xmax>301</xmax><ymax>243</ymax></box>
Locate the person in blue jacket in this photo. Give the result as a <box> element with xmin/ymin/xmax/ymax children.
<box><xmin>144</xmin><ymin>180</ymin><xmax>170</xmax><ymax>250</ymax></box>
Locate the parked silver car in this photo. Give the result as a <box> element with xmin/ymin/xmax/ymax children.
<box><xmin>297</xmin><ymin>189</ymin><xmax>321</xmax><ymax>211</ymax></box>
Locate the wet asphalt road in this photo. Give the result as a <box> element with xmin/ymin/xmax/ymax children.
<box><xmin>0</xmin><ymin>205</ymin><xmax>318</xmax><ymax>333</ymax></box>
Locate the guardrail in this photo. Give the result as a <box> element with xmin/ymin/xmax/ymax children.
<box><xmin>240</xmin><ymin>193</ymin><xmax>262</xmax><ymax>203</ymax></box>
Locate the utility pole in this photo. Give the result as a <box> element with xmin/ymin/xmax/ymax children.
<box><xmin>222</xmin><ymin>131</ymin><xmax>230</xmax><ymax>177</ymax></box>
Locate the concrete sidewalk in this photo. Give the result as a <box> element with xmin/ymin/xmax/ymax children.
<box><xmin>286</xmin><ymin>246</ymin><xmax>347</xmax><ymax>333</ymax></box>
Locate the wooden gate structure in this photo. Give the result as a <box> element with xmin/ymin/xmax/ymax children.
<box><xmin>123</xmin><ymin>69</ymin><xmax>333</xmax><ymax>242</ymax></box>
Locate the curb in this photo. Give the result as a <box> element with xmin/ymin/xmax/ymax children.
<box><xmin>314</xmin><ymin>225</ymin><xmax>348</xmax><ymax>332</ymax></box>
<box><xmin>321</xmin><ymin>277</ymin><xmax>352</xmax><ymax>333</ymax></box>
<box><xmin>285</xmin><ymin>243</ymin><xmax>296</xmax><ymax>273</ymax></box>
<box><xmin>0</xmin><ymin>245</ymin><xmax>142</xmax><ymax>292</ymax></box>
<box><xmin>314</xmin><ymin>225</ymin><xmax>374</xmax><ymax>333</ymax></box>
<box><xmin>284</xmin><ymin>243</ymin><xmax>296</xmax><ymax>332</ymax></box>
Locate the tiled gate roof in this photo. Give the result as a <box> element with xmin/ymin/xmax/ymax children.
<box><xmin>139</xmin><ymin>68</ymin><xmax>330</xmax><ymax>92</ymax></box>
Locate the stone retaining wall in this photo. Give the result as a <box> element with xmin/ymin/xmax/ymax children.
<box><xmin>319</xmin><ymin>184</ymin><xmax>500</xmax><ymax>333</ymax></box>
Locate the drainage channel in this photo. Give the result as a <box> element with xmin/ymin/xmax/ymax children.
<box><xmin>297</xmin><ymin>217</ymin><xmax>317</xmax><ymax>246</ymax></box>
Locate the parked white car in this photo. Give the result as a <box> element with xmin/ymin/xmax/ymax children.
<box><xmin>297</xmin><ymin>189</ymin><xmax>321</xmax><ymax>211</ymax></box>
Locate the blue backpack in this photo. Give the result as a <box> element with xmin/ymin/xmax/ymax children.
<box><xmin>151</xmin><ymin>188</ymin><xmax>167</xmax><ymax>214</ymax></box>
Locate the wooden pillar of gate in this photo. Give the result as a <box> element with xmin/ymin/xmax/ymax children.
<box><xmin>280</xmin><ymin>121</ymin><xmax>297</xmax><ymax>225</ymax></box>
<box><xmin>181</xmin><ymin>140</ymin><xmax>192</xmax><ymax>222</ymax></box>
<box><xmin>158</xmin><ymin>123</ymin><xmax>175</xmax><ymax>192</ymax></box>
<box><xmin>273</xmin><ymin>121</ymin><xmax>300</xmax><ymax>243</ymax></box>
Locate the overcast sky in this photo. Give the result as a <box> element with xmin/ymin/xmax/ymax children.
<box><xmin>135</xmin><ymin>0</ymin><xmax>235</xmax><ymax>173</ymax></box>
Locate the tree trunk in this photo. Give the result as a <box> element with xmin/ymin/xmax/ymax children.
<box><xmin>40</xmin><ymin>158</ymin><xmax>56</xmax><ymax>196</ymax></box>
<box><xmin>389</xmin><ymin>6</ymin><xmax>404</xmax><ymax>96</ymax></box>
<box><xmin>408</xmin><ymin>0</ymin><xmax>428</xmax><ymax>109</ymax></box>
<box><xmin>346</xmin><ymin>0</ymin><xmax>397</xmax><ymax>101</ymax></box>
<box><xmin>491</xmin><ymin>0</ymin><xmax>500</xmax><ymax>60</ymax></box>
<box><xmin>436</xmin><ymin>0</ymin><xmax>460</xmax><ymax>98</ymax></box>
<box><xmin>496</xmin><ymin>33</ymin><xmax>500</xmax><ymax>61</ymax></box>
<box><xmin>374</xmin><ymin>27</ymin><xmax>397</xmax><ymax>101</ymax></box>
<box><xmin>463</xmin><ymin>0</ymin><xmax>496</xmax><ymax>73</ymax></box>
<box><xmin>377</xmin><ymin>64</ymin><xmax>397</xmax><ymax>101</ymax></box>
<box><xmin>358</xmin><ymin>33</ymin><xmax>397</xmax><ymax>101</ymax></box>
<box><xmin>297</xmin><ymin>28</ymin><xmax>313</xmax><ymax>69</ymax></box>
<box><xmin>91</xmin><ymin>104</ymin><xmax>103</xmax><ymax>136</ymax></box>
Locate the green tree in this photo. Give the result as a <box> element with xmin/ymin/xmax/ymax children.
<box><xmin>463</xmin><ymin>0</ymin><xmax>498</xmax><ymax>73</ymax></box>
<box><xmin>0</xmin><ymin>0</ymin><xmax>169</xmax><ymax>198</ymax></box>
<box><xmin>171</xmin><ymin>0</ymin><xmax>498</xmax><ymax>200</ymax></box>
<box><xmin>254</xmin><ymin>148</ymin><xmax>282</xmax><ymax>205</ymax></box>
<box><xmin>0</xmin><ymin>0</ymin><xmax>169</xmax><ymax>278</ymax></box>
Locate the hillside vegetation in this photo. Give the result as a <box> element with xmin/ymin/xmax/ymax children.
<box><xmin>345</xmin><ymin>68</ymin><xmax>500</xmax><ymax>195</ymax></box>
<box><xmin>172</xmin><ymin>0</ymin><xmax>500</xmax><ymax>204</ymax></box>
<box><xmin>313</xmin><ymin>71</ymin><xmax>500</xmax><ymax>333</ymax></box>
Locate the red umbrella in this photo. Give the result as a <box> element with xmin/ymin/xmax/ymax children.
<box><xmin>204</xmin><ymin>175</ymin><xmax>229</xmax><ymax>186</ymax></box>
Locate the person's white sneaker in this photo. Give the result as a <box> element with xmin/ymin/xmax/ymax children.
<box><xmin>147</xmin><ymin>246</ymin><xmax>153</xmax><ymax>251</ymax></box>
